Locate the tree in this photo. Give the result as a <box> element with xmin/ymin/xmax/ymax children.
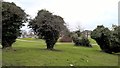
<box><xmin>110</xmin><ymin>26</ymin><xmax>120</xmax><ymax>53</ymax></box>
<box><xmin>72</xmin><ymin>32</ymin><xmax>92</xmax><ymax>47</ymax></box>
<box><xmin>91</xmin><ymin>25</ymin><xmax>112</xmax><ymax>53</ymax></box>
<box><xmin>29</xmin><ymin>9</ymin><xmax>67</xmax><ymax>50</ymax></box>
<box><xmin>91</xmin><ymin>25</ymin><xmax>120</xmax><ymax>53</ymax></box>
<box><xmin>75</xmin><ymin>30</ymin><xmax>81</xmax><ymax>37</ymax></box>
<box><xmin>75</xmin><ymin>25</ymin><xmax>83</xmax><ymax>37</ymax></box>
<box><xmin>2</xmin><ymin>2</ymin><xmax>27</xmax><ymax>48</ymax></box>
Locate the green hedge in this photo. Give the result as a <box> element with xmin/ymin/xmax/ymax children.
<box><xmin>91</xmin><ymin>25</ymin><xmax>120</xmax><ymax>53</ymax></box>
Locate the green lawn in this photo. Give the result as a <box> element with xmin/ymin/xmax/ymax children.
<box><xmin>2</xmin><ymin>38</ymin><xmax>119</xmax><ymax>66</ymax></box>
<box><xmin>88</xmin><ymin>38</ymin><xmax>97</xmax><ymax>44</ymax></box>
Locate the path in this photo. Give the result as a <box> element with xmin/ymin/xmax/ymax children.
<box><xmin>16</xmin><ymin>39</ymin><xmax>97</xmax><ymax>45</ymax></box>
<box><xmin>16</xmin><ymin>39</ymin><xmax>38</xmax><ymax>42</ymax></box>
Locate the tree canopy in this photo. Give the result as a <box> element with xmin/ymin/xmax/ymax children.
<box><xmin>2</xmin><ymin>2</ymin><xmax>27</xmax><ymax>48</ymax></box>
<box><xmin>29</xmin><ymin>9</ymin><xmax>68</xmax><ymax>50</ymax></box>
<box><xmin>91</xmin><ymin>25</ymin><xmax>120</xmax><ymax>53</ymax></box>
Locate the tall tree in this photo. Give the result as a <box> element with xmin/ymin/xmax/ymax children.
<box><xmin>29</xmin><ymin>9</ymin><xmax>67</xmax><ymax>50</ymax></box>
<box><xmin>91</xmin><ymin>25</ymin><xmax>120</xmax><ymax>53</ymax></box>
<box><xmin>2</xmin><ymin>2</ymin><xmax>27</xmax><ymax>48</ymax></box>
<box><xmin>91</xmin><ymin>25</ymin><xmax>111</xmax><ymax>53</ymax></box>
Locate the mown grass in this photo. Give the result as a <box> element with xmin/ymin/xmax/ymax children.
<box><xmin>88</xmin><ymin>38</ymin><xmax>97</xmax><ymax>44</ymax></box>
<box><xmin>2</xmin><ymin>38</ymin><xmax>119</xmax><ymax>66</ymax></box>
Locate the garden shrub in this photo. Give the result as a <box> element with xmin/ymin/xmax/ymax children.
<box><xmin>72</xmin><ymin>33</ymin><xmax>92</xmax><ymax>47</ymax></box>
<box><xmin>91</xmin><ymin>25</ymin><xmax>120</xmax><ymax>53</ymax></box>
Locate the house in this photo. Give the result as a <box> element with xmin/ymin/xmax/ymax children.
<box><xmin>59</xmin><ymin>35</ymin><xmax>72</xmax><ymax>42</ymax></box>
<box><xmin>58</xmin><ymin>31</ymin><xmax>72</xmax><ymax>42</ymax></box>
<box><xmin>81</xmin><ymin>30</ymin><xmax>92</xmax><ymax>38</ymax></box>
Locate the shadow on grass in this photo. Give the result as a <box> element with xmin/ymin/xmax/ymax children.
<box><xmin>2</xmin><ymin>47</ymin><xmax>63</xmax><ymax>53</ymax></box>
<box><xmin>113</xmin><ymin>53</ymin><xmax>120</xmax><ymax>55</ymax></box>
<box><xmin>39</xmin><ymin>48</ymin><xmax>63</xmax><ymax>52</ymax></box>
<box><xmin>98</xmin><ymin>50</ymin><xmax>120</xmax><ymax>56</ymax></box>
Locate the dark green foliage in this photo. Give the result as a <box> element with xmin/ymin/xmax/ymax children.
<box><xmin>72</xmin><ymin>33</ymin><xmax>92</xmax><ymax>47</ymax></box>
<box><xmin>2</xmin><ymin>2</ymin><xmax>27</xmax><ymax>48</ymax></box>
<box><xmin>91</xmin><ymin>25</ymin><xmax>111</xmax><ymax>53</ymax></box>
<box><xmin>91</xmin><ymin>25</ymin><xmax>120</xmax><ymax>53</ymax></box>
<box><xmin>81</xmin><ymin>37</ymin><xmax>92</xmax><ymax>47</ymax></box>
<box><xmin>110</xmin><ymin>26</ymin><xmax>120</xmax><ymax>53</ymax></box>
<box><xmin>75</xmin><ymin>30</ymin><xmax>81</xmax><ymax>37</ymax></box>
<box><xmin>29</xmin><ymin>9</ymin><xmax>67</xmax><ymax>50</ymax></box>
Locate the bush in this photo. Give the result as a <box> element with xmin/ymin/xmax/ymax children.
<box><xmin>81</xmin><ymin>37</ymin><xmax>92</xmax><ymax>47</ymax></box>
<box><xmin>72</xmin><ymin>33</ymin><xmax>92</xmax><ymax>47</ymax></box>
<box><xmin>91</xmin><ymin>25</ymin><xmax>120</xmax><ymax>53</ymax></box>
<box><xmin>2</xmin><ymin>2</ymin><xmax>27</xmax><ymax>48</ymax></box>
<box><xmin>110</xmin><ymin>26</ymin><xmax>120</xmax><ymax>53</ymax></box>
<box><xmin>29</xmin><ymin>9</ymin><xmax>67</xmax><ymax>50</ymax></box>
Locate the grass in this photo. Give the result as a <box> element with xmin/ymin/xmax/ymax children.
<box><xmin>88</xmin><ymin>38</ymin><xmax>97</xmax><ymax>44</ymax></box>
<box><xmin>18</xmin><ymin>38</ymin><xmax>38</xmax><ymax>40</ymax></box>
<box><xmin>2</xmin><ymin>38</ymin><xmax>119</xmax><ymax>66</ymax></box>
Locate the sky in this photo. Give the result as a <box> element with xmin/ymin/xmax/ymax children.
<box><xmin>4</xmin><ymin>0</ymin><xmax>120</xmax><ymax>31</ymax></box>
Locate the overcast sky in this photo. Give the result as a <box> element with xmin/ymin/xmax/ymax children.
<box><xmin>4</xmin><ymin>0</ymin><xmax>120</xmax><ymax>31</ymax></box>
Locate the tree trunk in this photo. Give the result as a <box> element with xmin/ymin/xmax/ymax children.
<box><xmin>2</xmin><ymin>44</ymin><xmax>12</xmax><ymax>49</ymax></box>
<box><xmin>2</xmin><ymin>40</ymin><xmax>12</xmax><ymax>49</ymax></box>
<box><xmin>46</xmin><ymin>40</ymin><xmax>51</xmax><ymax>49</ymax></box>
<box><xmin>46</xmin><ymin>43</ymin><xmax>51</xmax><ymax>49</ymax></box>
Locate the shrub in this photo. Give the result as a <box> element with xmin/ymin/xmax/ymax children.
<box><xmin>91</xmin><ymin>25</ymin><xmax>120</xmax><ymax>53</ymax></box>
<box><xmin>2</xmin><ymin>2</ymin><xmax>27</xmax><ymax>48</ymax></box>
<box><xmin>72</xmin><ymin>33</ymin><xmax>92</xmax><ymax>47</ymax></box>
<box><xmin>110</xmin><ymin>26</ymin><xmax>120</xmax><ymax>53</ymax></box>
<box><xmin>81</xmin><ymin>37</ymin><xmax>92</xmax><ymax>47</ymax></box>
<box><xmin>29</xmin><ymin>9</ymin><xmax>67</xmax><ymax>50</ymax></box>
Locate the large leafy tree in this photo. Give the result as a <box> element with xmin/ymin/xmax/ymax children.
<box><xmin>91</xmin><ymin>25</ymin><xmax>111</xmax><ymax>53</ymax></box>
<box><xmin>2</xmin><ymin>2</ymin><xmax>27</xmax><ymax>48</ymax></box>
<box><xmin>29</xmin><ymin>9</ymin><xmax>67</xmax><ymax>50</ymax></box>
<box><xmin>110</xmin><ymin>26</ymin><xmax>120</xmax><ymax>53</ymax></box>
<box><xmin>91</xmin><ymin>25</ymin><xmax>120</xmax><ymax>53</ymax></box>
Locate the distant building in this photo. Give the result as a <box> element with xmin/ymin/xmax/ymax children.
<box><xmin>59</xmin><ymin>35</ymin><xmax>72</xmax><ymax>42</ymax></box>
<box><xmin>58</xmin><ymin>31</ymin><xmax>72</xmax><ymax>42</ymax></box>
<box><xmin>81</xmin><ymin>30</ymin><xmax>92</xmax><ymax>38</ymax></box>
<box><xmin>18</xmin><ymin>30</ymin><xmax>37</xmax><ymax>38</ymax></box>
